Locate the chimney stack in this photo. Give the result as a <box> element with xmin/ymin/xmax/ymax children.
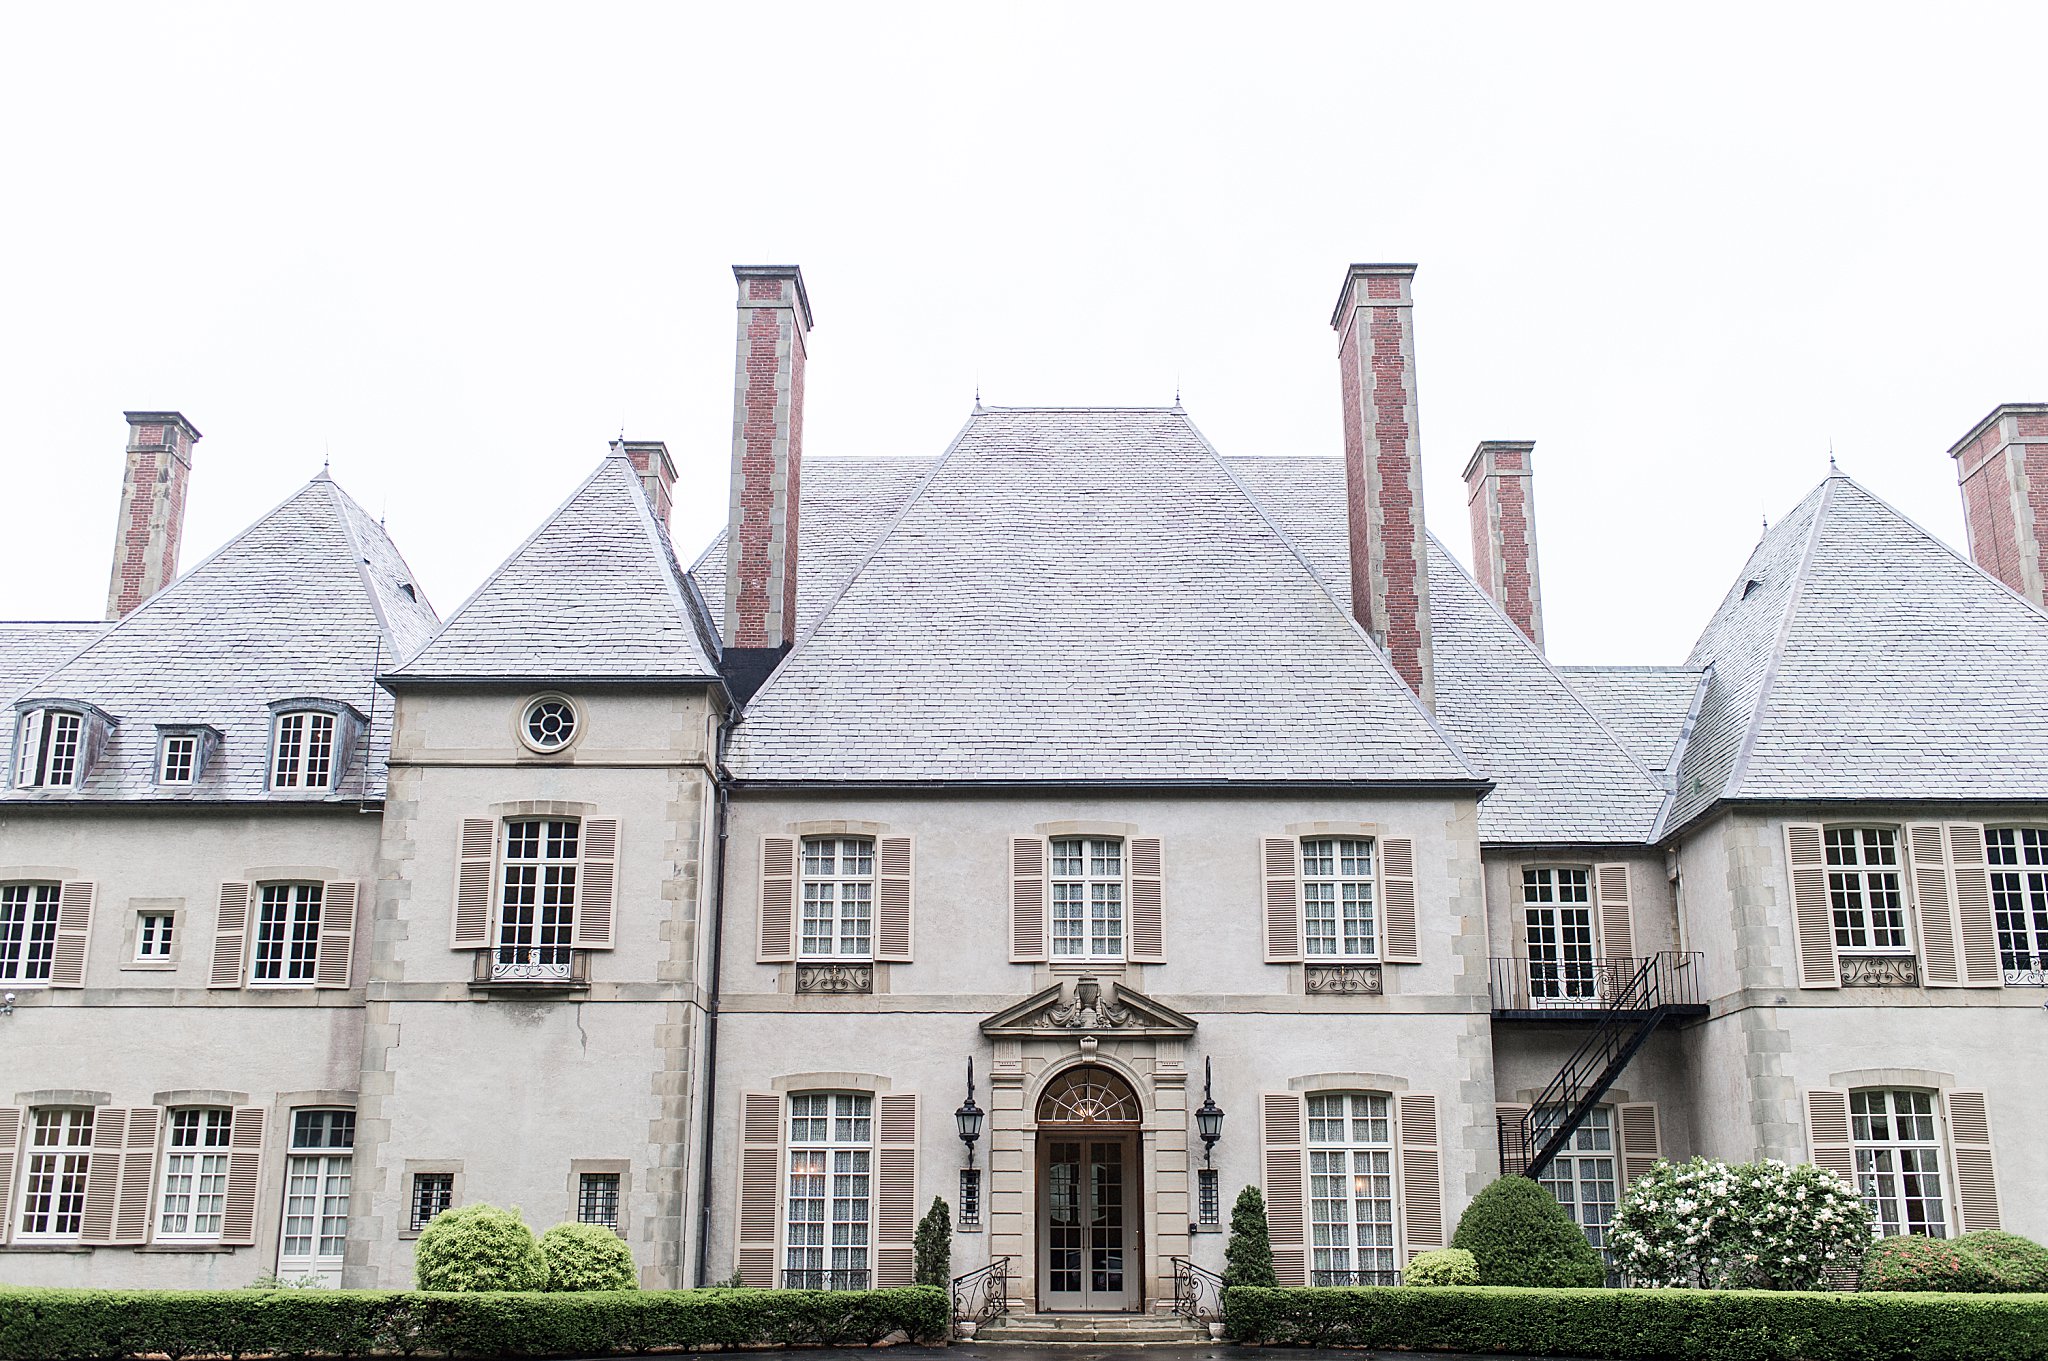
<box><xmin>1333</xmin><ymin>264</ymin><xmax>1434</xmax><ymax>705</ymax></box>
<box><xmin>106</xmin><ymin>411</ymin><xmax>200</xmax><ymax>620</ymax></box>
<box><xmin>1951</xmin><ymin>403</ymin><xmax>2048</xmax><ymax>608</ymax></box>
<box><xmin>619</xmin><ymin>439</ymin><xmax>677</xmax><ymax>527</ymax></box>
<box><xmin>1463</xmin><ymin>440</ymin><xmax>1545</xmax><ymax>650</ymax></box>
<box><xmin>724</xmin><ymin>265</ymin><xmax>813</xmax><ymax>663</ymax></box>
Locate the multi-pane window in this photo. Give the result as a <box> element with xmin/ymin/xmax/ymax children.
<box><xmin>410</xmin><ymin>1173</ymin><xmax>454</xmax><ymax>1232</ymax></box>
<box><xmin>785</xmin><ymin>1093</ymin><xmax>872</xmax><ymax>1290</ymax></box>
<box><xmin>158</xmin><ymin>1109</ymin><xmax>233</xmax><ymax>1239</ymax></box>
<box><xmin>1987</xmin><ymin>827</ymin><xmax>2048</xmax><ymax>980</ymax></box>
<box><xmin>1826</xmin><ymin>828</ymin><xmax>1908</xmax><ymax>951</ymax></box>
<box><xmin>271</xmin><ymin>711</ymin><xmax>337</xmax><ymax>790</ymax></box>
<box><xmin>1051</xmin><ymin>838</ymin><xmax>1124</xmax><ymax>959</ymax></box>
<box><xmin>1852</xmin><ymin>1089</ymin><xmax>1947</xmax><ymax>1237</ymax></box>
<box><xmin>1533</xmin><ymin>1106</ymin><xmax>1619</xmax><ymax>1260</ymax></box>
<box><xmin>499</xmin><ymin>819</ymin><xmax>578</xmax><ymax>975</ymax></box>
<box><xmin>1524</xmin><ymin>867</ymin><xmax>1596</xmax><ymax>1002</ymax></box>
<box><xmin>1306</xmin><ymin>1093</ymin><xmax>1397</xmax><ymax>1285</ymax></box>
<box><xmin>800</xmin><ymin>837</ymin><xmax>874</xmax><ymax>958</ymax></box>
<box><xmin>14</xmin><ymin>709</ymin><xmax>85</xmax><ymax>788</ymax></box>
<box><xmin>1196</xmin><ymin>1167</ymin><xmax>1221</xmax><ymax>1227</ymax></box>
<box><xmin>578</xmin><ymin>1172</ymin><xmax>621</xmax><ymax>1231</ymax></box>
<box><xmin>252</xmin><ymin>884</ymin><xmax>323</xmax><ymax>984</ymax></box>
<box><xmin>280</xmin><ymin>1110</ymin><xmax>354</xmax><ymax>1282</ymax></box>
<box><xmin>137</xmin><ymin>911</ymin><xmax>175</xmax><ymax>960</ymax></box>
<box><xmin>0</xmin><ymin>883</ymin><xmax>61</xmax><ymax>983</ymax></box>
<box><xmin>1302</xmin><ymin>838</ymin><xmax>1377</xmax><ymax>958</ymax></box>
<box><xmin>18</xmin><ymin>1108</ymin><xmax>93</xmax><ymax>1240</ymax></box>
<box><xmin>159</xmin><ymin>733</ymin><xmax>198</xmax><ymax>785</ymax></box>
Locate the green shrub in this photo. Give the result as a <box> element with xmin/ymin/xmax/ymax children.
<box><xmin>414</xmin><ymin>1203</ymin><xmax>548</xmax><ymax>1292</ymax></box>
<box><xmin>1958</xmin><ymin>1231</ymin><xmax>2048</xmax><ymax>1291</ymax></box>
<box><xmin>1861</xmin><ymin>1231</ymin><xmax>2048</xmax><ymax>1293</ymax></box>
<box><xmin>1404</xmin><ymin>1247</ymin><xmax>1480</xmax><ymax>1286</ymax></box>
<box><xmin>1451</xmin><ymin>1176</ymin><xmax>1604</xmax><ymax>1287</ymax></box>
<box><xmin>1221</xmin><ymin>1284</ymin><xmax>2048</xmax><ymax>1360</ymax></box>
<box><xmin>914</xmin><ymin>1196</ymin><xmax>952</xmax><ymax>1287</ymax></box>
<box><xmin>538</xmin><ymin>1221</ymin><xmax>639</xmax><ymax>1291</ymax></box>
<box><xmin>1611</xmin><ymin>1157</ymin><xmax>1872</xmax><ymax>1290</ymax></box>
<box><xmin>1223</xmin><ymin>1184</ymin><xmax>1277</xmax><ymax>1288</ymax></box>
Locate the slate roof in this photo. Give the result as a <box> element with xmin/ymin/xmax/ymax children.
<box><xmin>5</xmin><ymin>476</ymin><xmax>440</xmax><ymax>803</ymax></box>
<box><xmin>392</xmin><ymin>453</ymin><xmax>721</xmax><ymax>684</ymax></box>
<box><xmin>718</xmin><ymin>409</ymin><xmax>1480</xmax><ymax>785</ymax></box>
<box><xmin>0</xmin><ymin>623</ymin><xmax>109</xmax><ymax>711</ymax></box>
<box><xmin>1557</xmin><ymin>666</ymin><xmax>1705</xmax><ymax>789</ymax></box>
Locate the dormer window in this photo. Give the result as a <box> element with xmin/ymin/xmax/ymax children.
<box><xmin>12</xmin><ymin>703</ymin><xmax>114</xmax><ymax>790</ymax></box>
<box><xmin>155</xmin><ymin>725</ymin><xmax>222</xmax><ymax>787</ymax></box>
<box><xmin>266</xmin><ymin>700</ymin><xmax>366</xmax><ymax>793</ymax></box>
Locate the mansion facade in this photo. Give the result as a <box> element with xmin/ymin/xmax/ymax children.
<box><xmin>2</xmin><ymin>264</ymin><xmax>2046</xmax><ymax>1306</ymax></box>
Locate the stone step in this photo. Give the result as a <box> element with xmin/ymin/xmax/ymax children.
<box><xmin>975</xmin><ymin>1313</ymin><xmax>1210</xmax><ymax>1344</ymax></box>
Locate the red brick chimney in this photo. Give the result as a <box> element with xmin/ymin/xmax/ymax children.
<box><xmin>619</xmin><ymin>439</ymin><xmax>677</xmax><ymax>527</ymax></box>
<box><xmin>1333</xmin><ymin>264</ymin><xmax>1434</xmax><ymax>705</ymax></box>
<box><xmin>724</xmin><ymin>266</ymin><xmax>812</xmax><ymax>655</ymax></box>
<box><xmin>1951</xmin><ymin>403</ymin><xmax>2048</xmax><ymax>608</ymax></box>
<box><xmin>1463</xmin><ymin>440</ymin><xmax>1545</xmax><ymax>650</ymax></box>
<box><xmin>106</xmin><ymin>411</ymin><xmax>200</xmax><ymax>620</ymax></box>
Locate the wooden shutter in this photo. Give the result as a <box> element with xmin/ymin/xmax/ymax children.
<box><xmin>209</xmin><ymin>882</ymin><xmax>251</xmax><ymax>989</ymax></box>
<box><xmin>875</xmin><ymin>1093</ymin><xmax>919</xmax><ymax>1287</ymax></box>
<box><xmin>1128</xmin><ymin>836</ymin><xmax>1165</xmax><ymax>963</ymax></box>
<box><xmin>452</xmin><ymin>818</ymin><xmax>497</xmax><ymax>949</ymax></box>
<box><xmin>1805</xmin><ymin>1089</ymin><xmax>1855</xmax><ymax>1189</ymax></box>
<box><xmin>757</xmin><ymin>836</ymin><xmax>796</xmax><ymax>963</ymax></box>
<box><xmin>875</xmin><ymin>836</ymin><xmax>913</xmax><ymax>963</ymax></box>
<box><xmin>1594</xmin><ymin>863</ymin><xmax>1634</xmax><ymax>962</ymax></box>
<box><xmin>1010</xmin><ymin>836</ymin><xmax>1047</xmax><ymax>963</ymax></box>
<box><xmin>0</xmin><ymin>1107</ymin><xmax>19</xmax><ymax>1246</ymax></box>
<box><xmin>1906</xmin><ymin>824</ymin><xmax>1962</xmax><ymax>986</ymax></box>
<box><xmin>315</xmin><ymin>881</ymin><xmax>358</xmax><ymax>989</ymax></box>
<box><xmin>1380</xmin><ymin>836</ymin><xmax>1420</xmax><ymax>963</ymax></box>
<box><xmin>49</xmin><ymin>881</ymin><xmax>95</xmax><ymax>988</ymax></box>
<box><xmin>115</xmin><ymin>1107</ymin><xmax>161</xmax><ymax>1244</ymax></box>
<box><xmin>1947</xmin><ymin>825</ymin><xmax>2002</xmax><ymax>987</ymax></box>
<box><xmin>574</xmin><ymin>818</ymin><xmax>618</xmax><ymax>949</ymax></box>
<box><xmin>1260</xmin><ymin>1094</ymin><xmax>1306</xmax><ymax>1286</ymax></box>
<box><xmin>1947</xmin><ymin>1090</ymin><xmax>2001</xmax><ymax>1232</ymax></box>
<box><xmin>80</xmin><ymin>1107</ymin><xmax>128</xmax><ymax>1244</ymax></box>
<box><xmin>1262</xmin><ymin>837</ymin><xmax>1302</xmax><ymax>963</ymax></box>
<box><xmin>219</xmin><ymin>1106</ymin><xmax>265</xmax><ymax>1246</ymax></box>
<box><xmin>1397</xmin><ymin>1092</ymin><xmax>1444</xmax><ymax>1256</ymax></box>
<box><xmin>1785</xmin><ymin>824</ymin><xmax>1839</xmax><ymax>989</ymax></box>
<box><xmin>1617</xmin><ymin>1103</ymin><xmax>1662</xmax><ymax>1186</ymax></box>
<box><xmin>735</xmin><ymin>1092</ymin><xmax>782</xmax><ymax>1287</ymax></box>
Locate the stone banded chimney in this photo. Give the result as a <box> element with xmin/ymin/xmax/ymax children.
<box><xmin>1463</xmin><ymin>440</ymin><xmax>1545</xmax><ymax>650</ymax></box>
<box><xmin>106</xmin><ymin>411</ymin><xmax>200</xmax><ymax>620</ymax></box>
<box><xmin>619</xmin><ymin>439</ymin><xmax>677</xmax><ymax>528</ymax></box>
<box><xmin>1951</xmin><ymin>403</ymin><xmax>2048</xmax><ymax>608</ymax></box>
<box><xmin>1333</xmin><ymin>264</ymin><xmax>1434</xmax><ymax>706</ymax></box>
<box><xmin>724</xmin><ymin>265</ymin><xmax>813</xmax><ymax>663</ymax></box>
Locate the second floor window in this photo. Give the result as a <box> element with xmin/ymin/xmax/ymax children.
<box><xmin>0</xmin><ymin>883</ymin><xmax>60</xmax><ymax>983</ymax></box>
<box><xmin>786</xmin><ymin>1092</ymin><xmax>872</xmax><ymax>1290</ymax></box>
<box><xmin>1051</xmin><ymin>837</ymin><xmax>1123</xmax><ymax>959</ymax></box>
<box><xmin>158</xmin><ymin>1108</ymin><xmax>232</xmax><ymax>1239</ymax></box>
<box><xmin>18</xmin><ymin>1107</ymin><xmax>92</xmax><ymax>1240</ymax></box>
<box><xmin>1987</xmin><ymin>827</ymin><xmax>2048</xmax><ymax>978</ymax></box>
<box><xmin>253</xmin><ymin>883</ymin><xmax>323</xmax><ymax>984</ymax></box>
<box><xmin>1852</xmin><ymin>1089</ymin><xmax>1946</xmax><ymax>1238</ymax></box>
<box><xmin>272</xmin><ymin>711</ymin><xmax>337</xmax><ymax>790</ymax></box>
<box><xmin>500</xmin><ymin>818</ymin><xmax>577</xmax><ymax>973</ymax></box>
<box><xmin>14</xmin><ymin>708</ymin><xmax>85</xmax><ymax>788</ymax></box>
<box><xmin>1302</xmin><ymin>838</ymin><xmax>1377</xmax><ymax>958</ymax></box>
<box><xmin>1306</xmin><ymin>1092</ymin><xmax>1396</xmax><ymax>1285</ymax></box>
<box><xmin>1826</xmin><ymin>828</ymin><xmax>1907</xmax><ymax>952</ymax></box>
<box><xmin>1524</xmin><ymin>867</ymin><xmax>1596</xmax><ymax>1002</ymax></box>
<box><xmin>801</xmin><ymin>837</ymin><xmax>874</xmax><ymax>958</ymax></box>
<box><xmin>137</xmin><ymin>911</ymin><xmax>174</xmax><ymax>960</ymax></box>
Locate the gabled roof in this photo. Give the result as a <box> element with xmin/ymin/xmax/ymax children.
<box><xmin>0</xmin><ymin>622</ymin><xmax>109</xmax><ymax>710</ymax></box>
<box><xmin>7</xmin><ymin>475</ymin><xmax>439</xmax><ymax>802</ymax></box>
<box><xmin>721</xmin><ymin>409</ymin><xmax>1477</xmax><ymax>785</ymax></box>
<box><xmin>392</xmin><ymin>453</ymin><xmax>721</xmax><ymax>685</ymax></box>
<box><xmin>1558</xmin><ymin>666</ymin><xmax>1706</xmax><ymax>790</ymax></box>
<box><xmin>1668</xmin><ymin>474</ymin><xmax>2048</xmax><ymax>830</ymax></box>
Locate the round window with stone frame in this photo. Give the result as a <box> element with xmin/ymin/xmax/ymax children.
<box><xmin>521</xmin><ymin>696</ymin><xmax>579</xmax><ymax>754</ymax></box>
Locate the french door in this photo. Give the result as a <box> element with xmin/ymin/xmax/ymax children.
<box><xmin>1525</xmin><ymin>868</ymin><xmax>1598</xmax><ymax>1004</ymax></box>
<box><xmin>1039</xmin><ymin>1135</ymin><xmax>1139</xmax><ymax>1311</ymax></box>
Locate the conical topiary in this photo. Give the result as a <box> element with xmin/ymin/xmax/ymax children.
<box><xmin>1223</xmin><ymin>1184</ymin><xmax>1277</xmax><ymax>1288</ymax></box>
<box><xmin>913</xmin><ymin>1197</ymin><xmax>952</xmax><ymax>1287</ymax></box>
<box><xmin>1450</xmin><ymin>1176</ymin><xmax>1604</xmax><ymax>1287</ymax></box>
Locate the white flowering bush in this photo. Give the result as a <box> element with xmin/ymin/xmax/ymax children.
<box><xmin>1609</xmin><ymin>1156</ymin><xmax>1871</xmax><ymax>1290</ymax></box>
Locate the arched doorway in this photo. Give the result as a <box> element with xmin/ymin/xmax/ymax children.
<box><xmin>1035</xmin><ymin>1065</ymin><xmax>1143</xmax><ymax>1311</ymax></box>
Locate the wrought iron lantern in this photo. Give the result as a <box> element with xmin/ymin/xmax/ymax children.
<box><xmin>1195</xmin><ymin>1056</ymin><xmax>1225</xmax><ymax>1162</ymax></box>
<box><xmin>955</xmin><ymin>1057</ymin><xmax>984</xmax><ymax>1157</ymax></box>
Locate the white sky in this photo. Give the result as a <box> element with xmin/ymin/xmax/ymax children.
<box><xmin>3</xmin><ymin>3</ymin><xmax>2044</xmax><ymax>665</ymax></box>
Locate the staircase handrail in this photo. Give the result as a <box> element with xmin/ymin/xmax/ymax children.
<box><xmin>1169</xmin><ymin>1255</ymin><xmax>1226</xmax><ymax>1324</ymax></box>
<box><xmin>950</xmin><ymin>1256</ymin><xmax>1013</xmax><ymax>1325</ymax></box>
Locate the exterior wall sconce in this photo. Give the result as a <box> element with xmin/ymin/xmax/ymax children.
<box><xmin>1195</xmin><ymin>1056</ymin><xmax>1224</xmax><ymax>1163</ymax></box>
<box><xmin>0</xmin><ymin>992</ymin><xmax>14</xmax><ymax>1017</ymax></box>
<box><xmin>956</xmin><ymin>1057</ymin><xmax>984</xmax><ymax>1229</ymax></box>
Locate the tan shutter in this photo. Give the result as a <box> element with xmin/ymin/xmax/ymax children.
<box><xmin>49</xmin><ymin>881</ymin><xmax>95</xmax><ymax>988</ymax></box>
<box><xmin>757</xmin><ymin>836</ymin><xmax>797</xmax><ymax>963</ymax></box>
<box><xmin>1260</xmin><ymin>1094</ymin><xmax>1306</xmax><ymax>1286</ymax></box>
<box><xmin>875</xmin><ymin>836</ymin><xmax>913</xmax><ymax>963</ymax></box>
<box><xmin>1785</xmin><ymin>824</ymin><xmax>1839</xmax><ymax>989</ymax></box>
<box><xmin>315</xmin><ymin>881</ymin><xmax>358</xmax><ymax>989</ymax></box>
<box><xmin>219</xmin><ymin>1106</ymin><xmax>266</xmax><ymax>1246</ymax></box>
<box><xmin>875</xmin><ymin>1093</ymin><xmax>919</xmax><ymax>1287</ymax></box>
<box><xmin>735</xmin><ymin>1092</ymin><xmax>782</xmax><ymax>1287</ymax></box>
<box><xmin>1947</xmin><ymin>825</ymin><xmax>2002</xmax><ymax>987</ymax></box>
<box><xmin>1594</xmin><ymin>863</ymin><xmax>1634</xmax><ymax>963</ymax></box>
<box><xmin>1494</xmin><ymin>1102</ymin><xmax>1531</xmax><ymax>1178</ymax></box>
<box><xmin>115</xmin><ymin>1107</ymin><xmax>160</xmax><ymax>1244</ymax></box>
<box><xmin>1380</xmin><ymin>836</ymin><xmax>1419</xmax><ymax>963</ymax></box>
<box><xmin>0</xmin><ymin>1107</ymin><xmax>20</xmax><ymax>1246</ymax></box>
<box><xmin>1010</xmin><ymin>836</ymin><xmax>1047</xmax><ymax>963</ymax></box>
<box><xmin>1947</xmin><ymin>1090</ymin><xmax>2001</xmax><ymax>1232</ymax></box>
<box><xmin>1397</xmin><ymin>1092</ymin><xmax>1444</xmax><ymax>1257</ymax></box>
<box><xmin>1128</xmin><ymin>836</ymin><xmax>1165</xmax><ymax>963</ymax></box>
<box><xmin>1906</xmin><ymin>824</ymin><xmax>1962</xmax><ymax>986</ymax></box>
<box><xmin>452</xmin><ymin>818</ymin><xmax>497</xmax><ymax>949</ymax></box>
<box><xmin>80</xmin><ymin>1107</ymin><xmax>128</xmax><ymax>1244</ymax></box>
<box><xmin>1262</xmin><ymin>837</ymin><xmax>1302</xmax><ymax>963</ymax></box>
<box><xmin>574</xmin><ymin>818</ymin><xmax>618</xmax><ymax>949</ymax></box>
<box><xmin>1617</xmin><ymin>1103</ymin><xmax>1662</xmax><ymax>1186</ymax></box>
<box><xmin>1804</xmin><ymin>1089</ymin><xmax>1855</xmax><ymax>1189</ymax></box>
<box><xmin>209</xmin><ymin>882</ymin><xmax>251</xmax><ymax>989</ymax></box>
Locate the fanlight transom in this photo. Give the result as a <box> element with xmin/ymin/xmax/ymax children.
<box><xmin>1036</xmin><ymin>1065</ymin><xmax>1141</xmax><ymax>1124</ymax></box>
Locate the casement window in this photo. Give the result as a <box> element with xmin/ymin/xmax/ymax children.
<box><xmin>578</xmin><ymin>1172</ymin><xmax>621</xmax><ymax>1231</ymax></box>
<box><xmin>1532</xmin><ymin>1106</ymin><xmax>1619</xmax><ymax>1259</ymax></box>
<box><xmin>785</xmin><ymin>1093</ymin><xmax>873</xmax><ymax>1289</ymax></box>
<box><xmin>271</xmin><ymin>710</ymin><xmax>337</xmax><ymax>790</ymax></box>
<box><xmin>0</xmin><ymin>883</ymin><xmax>61</xmax><ymax>983</ymax></box>
<box><xmin>279</xmin><ymin>1109</ymin><xmax>353</xmax><ymax>1284</ymax></box>
<box><xmin>452</xmin><ymin>815</ymin><xmax>616</xmax><ymax>974</ymax></box>
<box><xmin>410</xmin><ymin>1173</ymin><xmax>454</xmax><ymax>1232</ymax></box>
<box><xmin>1051</xmin><ymin>837</ymin><xmax>1124</xmax><ymax>960</ymax></box>
<box><xmin>1851</xmin><ymin>1090</ymin><xmax>1947</xmax><ymax>1237</ymax></box>
<box><xmin>1306</xmin><ymin>1093</ymin><xmax>1398</xmax><ymax>1285</ymax></box>
<box><xmin>1826</xmin><ymin>828</ymin><xmax>1909</xmax><ymax>952</ymax></box>
<box><xmin>800</xmin><ymin>837</ymin><xmax>874</xmax><ymax>959</ymax></box>
<box><xmin>1524</xmin><ymin>868</ymin><xmax>1597</xmax><ymax>1002</ymax></box>
<box><xmin>17</xmin><ymin>1108</ymin><xmax>93</xmax><ymax>1240</ymax></box>
<box><xmin>499</xmin><ymin>818</ymin><xmax>579</xmax><ymax>980</ymax></box>
<box><xmin>159</xmin><ymin>734</ymin><xmax>197</xmax><ymax>785</ymax></box>
<box><xmin>13</xmin><ymin>707</ymin><xmax>88</xmax><ymax>788</ymax></box>
<box><xmin>1263</xmin><ymin>1089</ymin><xmax>1441</xmax><ymax>1287</ymax></box>
<box><xmin>136</xmin><ymin>911</ymin><xmax>175</xmax><ymax>961</ymax></box>
<box><xmin>1790</xmin><ymin>823</ymin><xmax>2001</xmax><ymax>990</ymax></box>
<box><xmin>157</xmin><ymin>1108</ymin><xmax>232</xmax><ymax>1240</ymax></box>
<box><xmin>1301</xmin><ymin>838</ymin><xmax>1377</xmax><ymax>959</ymax></box>
<box><xmin>1986</xmin><ymin>827</ymin><xmax>2048</xmax><ymax>981</ymax></box>
<box><xmin>251</xmin><ymin>883</ymin><xmax>323</xmax><ymax>985</ymax></box>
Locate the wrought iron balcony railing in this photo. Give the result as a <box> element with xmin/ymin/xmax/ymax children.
<box><xmin>2003</xmin><ymin>951</ymin><xmax>2048</xmax><ymax>987</ymax></box>
<box><xmin>1310</xmin><ymin>1268</ymin><xmax>1403</xmax><ymax>1287</ymax></box>
<box><xmin>1489</xmin><ymin>952</ymin><xmax>1705</xmax><ymax>1017</ymax></box>
<box><xmin>782</xmin><ymin>1267</ymin><xmax>871</xmax><ymax>1291</ymax></box>
<box><xmin>471</xmin><ymin>945</ymin><xmax>589</xmax><ymax>988</ymax></box>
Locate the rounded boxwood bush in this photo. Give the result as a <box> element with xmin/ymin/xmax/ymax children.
<box><xmin>1403</xmin><ymin>1247</ymin><xmax>1479</xmax><ymax>1286</ymax></box>
<box><xmin>1450</xmin><ymin>1176</ymin><xmax>1604</xmax><ymax>1287</ymax></box>
<box><xmin>1957</xmin><ymin>1230</ymin><xmax>2048</xmax><ymax>1291</ymax></box>
<box><xmin>1861</xmin><ymin>1233</ymin><xmax>2002</xmax><ymax>1292</ymax></box>
<box><xmin>538</xmin><ymin>1221</ymin><xmax>639</xmax><ymax>1291</ymax></box>
<box><xmin>414</xmin><ymin>1203</ymin><xmax>548</xmax><ymax>1291</ymax></box>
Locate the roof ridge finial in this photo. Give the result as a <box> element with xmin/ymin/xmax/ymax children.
<box><xmin>1829</xmin><ymin>438</ymin><xmax>1839</xmax><ymax>475</ymax></box>
<box><xmin>974</xmin><ymin>378</ymin><xmax>983</xmax><ymax>414</ymax></box>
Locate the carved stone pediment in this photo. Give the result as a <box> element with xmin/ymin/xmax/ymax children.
<box><xmin>980</xmin><ymin>976</ymin><xmax>1197</xmax><ymax>1039</ymax></box>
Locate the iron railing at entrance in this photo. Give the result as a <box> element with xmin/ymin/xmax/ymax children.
<box><xmin>1169</xmin><ymin>1255</ymin><xmax>1225</xmax><ymax>1324</ymax></box>
<box><xmin>951</xmin><ymin>1257</ymin><xmax>1013</xmax><ymax>1326</ymax></box>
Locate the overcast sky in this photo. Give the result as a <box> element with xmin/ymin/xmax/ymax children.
<box><xmin>4</xmin><ymin>4</ymin><xmax>2044</xmax><ymax>665</ymax></box>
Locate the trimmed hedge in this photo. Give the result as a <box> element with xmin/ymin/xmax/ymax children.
<box><xmin>0</xmin><ymin>1284</ymin><xmax>950</xmax><ymax>1359</ymax></box>
<box><xmin>1222</xmin><ymin>1284</ymin><xmax>2048</xmax><ymax>1361</ymax></box>
<box><xmin>1451</xmin><ymin>1176</ymin><xmax>1605</xmax><ymax>1287</ymax></box>
<box><xmin>1862</xmin><ymin>1231</ymin><xmax>2048</xmax><ymax>1293</ymax></box>
<box><xmin>1404</xmin><ymin>1248</ymin><xmax>1479</xmax><ymax>1286</ymax></box>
